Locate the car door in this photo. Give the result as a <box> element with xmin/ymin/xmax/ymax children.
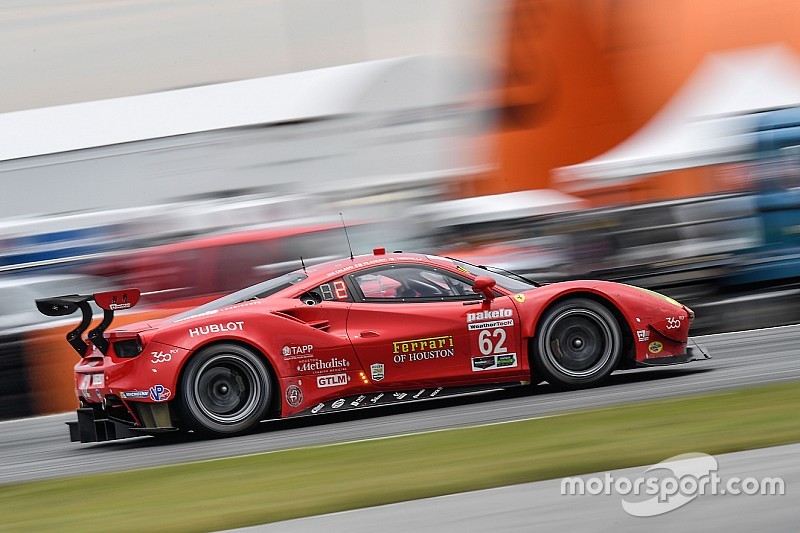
<box><xmin>344</xmin><ymin>264</ymin><xmax>522</xmax><ymax>388</ymax></box>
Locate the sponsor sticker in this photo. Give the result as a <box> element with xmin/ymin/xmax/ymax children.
<box><xmin>636</xmin><ymin>329</ymin><xmax>650</xmax><ymax>342</ymax></box>
<box><xmin>121</xmin><ymin>390</ymin><xmax>150</xmax><ymax>399</ymax></box>
<box><xmin>286</xmin><ymin>385</ymin><xmax>303</xmax><ymax>407</ymax></box>
<box><xmin>350</xmin><ymin>395</ymin><xmax>366</xmax><ymax>407</ymax></box>
<box><xmin>282</xmin><ymin>345</ymin><xmax>313</xmax><ymax>358</ymax></box>
<box><xmin>467</xmin><ymin>308</ymin><xmax>513</xmax><ymax>322</ymax></box>
<box><xmin>649</xmin><ymin>341</ymin><xmax>664</xmax><ymax>354</ymax></box>
<box><xmin>370</xmin><ymin>393</ymin><xmax>385</xmax><ymax>403</ymax></box>
<box><xmin>151</xmin><ymin>349</ymin><xmax>177</xmax><ymax>364</ymax></box>
<box><xmin>296</xmin><ymin>357</ymin><xmax>351</xmax><ymax>374</ymax></box>
<box><xmin>392</xmin><ymin>335</ymin><xmax>455</xmax><ymax>364</ymax></box>
<box><xmin>90</xmin><ymin>374</ymin><xmax>104</xmax><ymax>387</ymax></box>
<box><xmin>370</xmin><ymin>363</ymin><xmax>385</xmax><ymax>381</ymax></box>
<box><xmin>468</xmin><ymin>319</ymin><xmax>514</xmax><ymax>331</ymax></box>
<box><xmin>188</xmin><ymin>321</ymin><xmax>244</xmax><ymax>338</ymax></box>
<box><xmin>331</xmin><ymin>398</ymin><xmax>346</xmax><ymax>409</ymax></box>
<box><xmin>471</xmin><ymin>353</ymin><xmax>518</xmax><ymax>372</ymax></box>
<box><xmin>311</xmin><ymin>403</ymin><xmax>324</xmax><ymax>414</ymax></box>
<box><xmin>413</xmin><ymin>389</ymin><xmax>426</xmax><ymax>399</ymax></box>
<box><xmin>149</xmin><ymin>385</ymin><xmax>171</xmax><ymax>402</ymax></box>
<box><xmin>317</xmin><ymin>373</ymin><xmax>349</xmax><ymax>388</ymax></box>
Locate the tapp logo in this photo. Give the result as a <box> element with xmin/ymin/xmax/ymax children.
<box><xmin>283</xmin><ymin>345</ymin><xmax>313</xmax><ymax>357</ymax></box>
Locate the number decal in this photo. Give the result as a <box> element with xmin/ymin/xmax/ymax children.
<box><xmin>666</xmin><ymin>317</ymin><xmax>681</xmax><ymax>329</ymax></box>
<box><xmin>319</xmin><ymin>283</ymin><xmax>334</xmax><ymax>301</ymax></box>
<box><xmin>333</xmin><ymin>280</ymin><xmax>348</xmax><ymax>299</ymax></box>
<box><xmin>478</xmin><ymin>328</ymin><xmax>508</xmax><ymax>355</ymax></box>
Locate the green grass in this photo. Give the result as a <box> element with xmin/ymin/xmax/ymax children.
<box><xmin>2</xmin><ymin>381</ymin><xmax>800</xmax><ymax>532</ymax></box>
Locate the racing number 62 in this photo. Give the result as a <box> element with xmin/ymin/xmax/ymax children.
<box><xmin>478</xmin><ymin>328</ymin><xmax>508</xmax><ymax>355</ymax></box>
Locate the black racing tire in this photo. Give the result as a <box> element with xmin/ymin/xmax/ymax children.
<box><xmin>179</xmin><ymin>343</ymin><xmax>272</xmax><ymax>437</ymax></box>
<box><xmin>533</xmin><ymin>298</ymin><xmax>622</xmax><ymax>388</ymax></box>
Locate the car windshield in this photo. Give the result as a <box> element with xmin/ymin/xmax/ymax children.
<box><xmin>168</xmin><ymin>271</ymin><xmax>308</xmax><ymax>322</ymax></box>
<box><xmin>449</xmin><ymin>258</ymin><xmax>538</xmax><ymax>292</ymax></box>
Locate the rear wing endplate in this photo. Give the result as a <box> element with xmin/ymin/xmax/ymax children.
<box><xmin>36</xmin><ymin>289</ymin><xmax>140</xmax><ymax>356</ymax></box>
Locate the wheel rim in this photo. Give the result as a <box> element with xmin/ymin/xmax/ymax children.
<box><xmin>193</xmin><ymin>354</ymin><xmax>263</xmax><ymax>424</ymax></box>
<box><xmin>542</xmin><ymin>308</ymin><xmax>614</xmax><ymax>378</ymax></box>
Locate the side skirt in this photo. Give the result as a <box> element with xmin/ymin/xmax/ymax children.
<box><xmin>292</xmin><ymin>381</ymin><xmax>528</xmax><ymax>417</ymax></box>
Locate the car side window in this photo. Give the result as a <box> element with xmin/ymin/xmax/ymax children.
<box><xmin>300</xmin><ymin>277</ymin><xmax>352</xmax><ymax>305</ymax></box>
<box><xmin>352</xmin><ymin>266</ymin><xmax>477</xmax><ymax>302</ymax></box>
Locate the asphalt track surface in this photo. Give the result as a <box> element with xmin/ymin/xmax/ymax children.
<box><xmin>2</xmin><ymin>324</ymin><xmax>800</xmax><ymax>485</ymax></box>
<box><xmin>238</xmin><ymin>443</ymin><xmax>800</xmax><ymax>532</ymax></box>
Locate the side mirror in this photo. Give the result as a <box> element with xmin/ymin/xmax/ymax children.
<box><xmin>472</xmin><ymin>276</ymin><xmax>497</xmax><ymax>301</ymax></box>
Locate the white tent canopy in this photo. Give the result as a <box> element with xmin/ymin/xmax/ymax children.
<box><xmin>408</xmin><ymin>189</ymin><xmax>587</xmax><ymax>227</ymax></box>
<box><xmin>0</xmin><ymin>55</ymin><xmax>473</xmax><ymax>163</ymax></box>
<box><xmin>554</xmin><ymin>44</ymin><xmax>800</xmax><ymax>190</ymax></box>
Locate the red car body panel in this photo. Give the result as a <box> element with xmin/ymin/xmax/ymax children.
<box><xmin>60</xmin><ymin>251</ymin><xmax>701</xmax><ymax>440</ymax></box>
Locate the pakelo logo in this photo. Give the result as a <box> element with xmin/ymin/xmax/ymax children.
<box><xmin>296</xmin><ymin>357</ymin><xmax>351</xmax><ymax>373</ymax></box>
<box><xmin>285</xmin><ymin>385</ymin><xmax>303</xmax><ymax>407</ymax></box>
<box><xmin>467</xmin><ymin>308</ymin><xmax>514</xmax><ymax>330</ymax></box>
<box><xmin>188</xmin><ymin>321</ymin><xmax>244</xmax><ymax>338</ymax></box>
<box><xmin>370</xmin><ymin>363</ymin><xmax>385</xmax><ymax>381</ymax></box>
<box><xmin>149</xmin><ymin>385</ymin><xmax>171</xmax><ymax>402</ymax></box>
<box><xmin>649</xmin><ymin>341</ymin><xmax>663</xmax><ymax>354</ymax></box>
<box><xmin>392</xmin><ymin>336</ymin><xmax>454</xmax><ymax>364</ymax></box>
<box><xmin>316</xmin><ymin>373</ymin><xmax>349</xmax><ymax>388</ymax></box>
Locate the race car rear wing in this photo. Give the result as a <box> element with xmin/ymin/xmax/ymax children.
<box><xmin>36</xmin><ymin>289</ymin><xmax>140</xmax><ymax>356</ymax></box>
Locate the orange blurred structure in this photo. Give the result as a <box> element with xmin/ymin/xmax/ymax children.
<box><xmin>481</xmin><ymin>0</ymin><xmax>800</xmax><ymax>205</ymax></box>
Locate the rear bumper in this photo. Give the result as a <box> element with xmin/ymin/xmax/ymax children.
<box><xmin>636</xmin><ymin>339</ymin><xmax>711</xmax><ymax>367</ymax></box>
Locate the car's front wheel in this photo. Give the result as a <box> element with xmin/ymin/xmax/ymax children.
<box><xmin>533</xmin><ymin>298</ymin><xmax>622</xmax><ymax>388</ymax></box>
<box><xmin>179</xmin><ymin>344</ymin><xmax>272</xmax><ymax>436</ymax></box>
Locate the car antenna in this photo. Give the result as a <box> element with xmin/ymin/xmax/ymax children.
<box><xmin>340</xmin><ymin>212</ymin><xmax>354</xmax><ymax>260</ymax></box>
<box><xmin>299</xmin><ymin>256</ymin><xmax>308</xmax><ymax>273</ymax></box>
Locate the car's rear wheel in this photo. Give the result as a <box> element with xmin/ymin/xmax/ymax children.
<box><xmin>179</xmin><ymin>344</ymin><xmax>271</xmax><ymax>436</ymax></box>
<box><xmin>533</xmin><ymin>298</ymin><xmax>621</xmax><ymax>388</ymax></box>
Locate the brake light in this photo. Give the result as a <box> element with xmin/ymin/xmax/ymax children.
<box><xmin>113</xmin><ymin>336</ymin><xmax>144</xmax><ymax>358</ymax></box>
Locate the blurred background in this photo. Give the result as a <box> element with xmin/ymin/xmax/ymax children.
<box><xmin>3</xmin><ymin>0</ymin><xmax>800</xmax><ymax>418</ymax></box>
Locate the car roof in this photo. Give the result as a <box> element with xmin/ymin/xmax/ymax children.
<box><xmin>302</xmin><ymin>251</ymin><xmax>457</xmax><ymax>281</ymax></box>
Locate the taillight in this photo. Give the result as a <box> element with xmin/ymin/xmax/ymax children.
<box><xmin>113</xmin><ymin>337</ymin><xmax>143</xmax><ymax>358</ymax></box>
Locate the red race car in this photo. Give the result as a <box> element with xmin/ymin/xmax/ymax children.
<box><xmin>36</xmin><ymin>250</ymin><xmax>709</xmax><ymax>442</ymax></box>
